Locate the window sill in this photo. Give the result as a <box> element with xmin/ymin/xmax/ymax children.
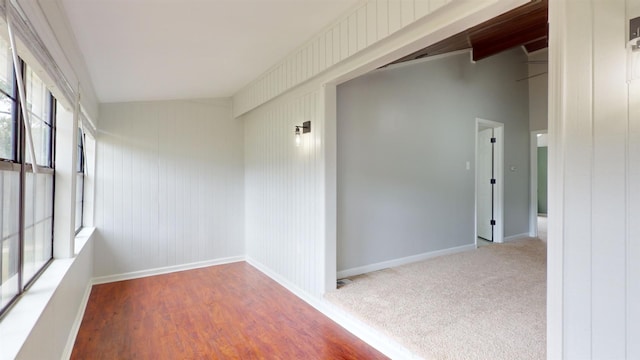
<box><xmin>0</xmin><ymin>227</ymin><xmax>95</xmax><ymax>360</ymax></box>
<box><xmin>74</xmin><ymin>227</ymin><xmax>93</xmax><ymax>255</ymax></box>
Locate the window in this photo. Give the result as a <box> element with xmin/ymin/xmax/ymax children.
<box><xmin>0</xmin><ymin>36</ymin><xmax>56</xmax><ymax>316</ymax></box>
<box><xmin>75</xmin><ymin>127</ymin><xmax>84</xmax><ymax>233</ymax></box>
<box><xmin>24</xmin><ymin>67</ymin><xmax>53</xmax><ymax>167</ymax></box>
<box><xmin>0</xmin><ymin>37</ymin><xmax>15</xmax><ymax>161</ymax></box>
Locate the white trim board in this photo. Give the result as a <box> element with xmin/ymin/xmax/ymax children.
<box><xmin>336</xmin><ymin>244</ymin><xmax>475</xmax><ymax>279</ymax></box>
<box><xmin>378</xmin><ymin>49</ymin><xmax>471</xmax><ymax>73</ymax></box>
<box><xmin>91</xmin><ymin>256</ymin><xmax>245</xmax><ymax>285</ymax></box>
<box><xmin>62</xmin><ymin>283</ymin><xmax>92</xmax><ymax>360</ymax></box>
<box><xmin>246</xmin><ymin>257</ymin><xmax>420</xmax><ymax>360</ymax></box>
<box><xmin>529</xmin><ymin>130</ymin><xmax>547</xmax><ymax>238</ymax></box>
<box><xmin>474</xmin><ymin>118</ymin><xmax>505</xmax><ymax>245</ymax></box>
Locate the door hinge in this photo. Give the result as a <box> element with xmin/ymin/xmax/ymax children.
<box><xmin>490</xmin><ymin>178</ymin><xmax>496</xmax><ymax>184</ymax></box>
<box><xmin>490</xmin><ymin>220</ymin><xmax>496</xmax><ymax>226</ymax></box>
<box><xmin>491</xmin><ymin>137</ymin><xmax>496</xmax><ymax>143</ymax></box>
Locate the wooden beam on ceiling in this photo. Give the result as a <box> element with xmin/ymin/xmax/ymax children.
<box><xmin>524</xmin><ymin>36</ymin><xmax>549</xmax><ymax>53</ymax></box>
<box><xmin>383</xmin><ymin>0</ymin><xmax>547</xmax><ymax>68</ymax></box>
<box><xmin>470</xmin><ymin>1</ymin><xmax>547</xmax><ymax>61</ymax></box>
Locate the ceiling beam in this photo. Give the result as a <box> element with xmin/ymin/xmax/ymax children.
<box><xmin>383</xmin><ymin>0</ymin><xmax>547</xmax><ymax>67</ymax></box>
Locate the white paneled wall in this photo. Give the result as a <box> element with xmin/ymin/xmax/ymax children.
<box><xmin>630</xmin><ymin>73</ymin><xmax>640</xmax><ymax>360</ymax></box>
<box><xmin>233</xmin><ymin>0</ymin><xmax>452</xmax><ymax>117</ymax></box>
<box><xmin>95</xmin><ymin>100</ymin><xmax>244</xmax><ymax>277</ymax></box>
<box><xmin>548</xmin><ymin>0</ymin><xmax>639</xmax><ymax>357</ymax></box>
<box><xmin>243</xmin><ymin>89</ymin><xmax>325</xmax><ymax>295</ymax></box>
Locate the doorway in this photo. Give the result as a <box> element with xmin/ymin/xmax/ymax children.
<box><xmin>475</xmin><ymin>118</ymin><xmax>504</xmax><ymax>247</ymax></box>
<box><xmin>529</xmin><ymin>130</ymin><xmax>548</xmax><ymax>241</ymax></box>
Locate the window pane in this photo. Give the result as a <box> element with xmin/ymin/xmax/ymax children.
<box><xmin>0</xmin><ymin>37</ymin><xmax>14</xmax><ymax>97</ymax></box>
<box><xmin>0</xmin><ymin>93</ymin><xmax>15</xmax><ymax>160</ymax></box>
<box><xmin>22</xmin><ymin>171</ymin><xmax>53</xmax><ymax>284</ymax></box>
<box><xmin>75</xmin><ymin>172</ymin><xmax>83</xmax><ymax>232</ymax></box>
<box><xmin>25</xmin><ymin>68</ymin><xmax>51</xmax><ymax>167</ymax></box>
<box><xmin>0</xmin><ymin>170</ymin><xmax>20</xmax><ymax>310</ymax></box>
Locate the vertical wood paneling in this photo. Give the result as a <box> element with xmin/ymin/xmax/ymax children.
<box><xmin>317</xmin><ymin>36</ymin><xmax>326</xmax><ymax>73</ymax></box>
<box><xmin>340</xmin><ymin>19</ymin><xmax>349</xmax><ymax>61</ymax></box>
<box><xmin>429</xmin><ymin>0</ymin><xmax>449</xmax><ymax>12</ymax></box>
<box><xmin>591</xmin><ymin>1</ymin><xmax>626</xmax><ymax>356</ymax></box>
<box><xmin>552</xmin><ymin>0</ymin><xmax>636</xmax><ymax>356</ymax></box>
<box><xmin>357</xmin><ymin>6</ymin><xmax>367</xmax><ymax>51</ymax></box>
<box><xmin>630</xmin><ymin>79</ymin><xmax>640</xmax><ymax>360</ymax></box>
<box><xmin>415</xmin><ymin>0</ymin><xmax>429</xmax><ymax>19</ymax></box>
<box><xmin>304</xmin><ymin>47</ymin><xmax>310</xmax><ymax>81</ymax></box>
<box><xmin>325</xmin><ymin>31</ymin><xmax>334</xmax><ymax>69</ymax></box>
<box><xmin>292</xmin><ymin>53</ymin><xmax>298</xmax><ymax>90</ymax></box>
<box><xmin>274</xmin><ymin>66</ymin><xmax>280</xmax><ymax>96</ymax></box>
<box><xmin>401</xmin><ymin>0</ymin><xmax>415</xmax><ymax>28</ymax></box>
<box><xmin>307</xmin><ymin>45</ymin><xmax>313</xmax><ymax>80</ymax></box>
<box><xmin>348</xmin><ymin>13</ymin><xmax>358</xmax><ymax>57</ymax></box>
<box><xmin>95</xmin><ymin>100</ymin><xmax>244</xmax><ymax>277</ymax></box>
<box><xmin>377</xmin><ymin>0</ymin><xmax>389</xmax><ymax>39</ymax></box>
<box><xmin>429</xmin><ymin>0</ymin><xmax>452</xmax><ymax>12</ymax></box>
<box><xmin>366</xmin><ymin>2</ymin><xmax>378</xmax><ymax>46</ymax></box>
<box><xmin>243</xmin><ymin>90</ymin><xmax>324</xmax><ymax>296</ymax></box>
<box><xmin>283</xmin><ymin>59</ymin><xmax>289</xmax><ymax>92</ymax></box>
<box><xmin>266</xmin><ymin>72</ymin><xmax>272</xmax><ymax>101</ymax></box>
<box><xmin>232</xmin><ymin>0</ymin><xmax>461</xmax><ymax>117</ymax></box>
<box><xmin>387</xmin><ymin>0</ymin><xmax>402</xmax><ymax>34</ymax></box>
<box><xmin>332</xmin><ymin>27</ymin><xmax>341</xmax><ymax>65</ymax></box>
<box><xmin>560</xmin><ymin>3</ymin><xmax>593</xmax><ymax>358</ymax></box>
<box><xmin>312</xmin><ymin>39</ymin><xmax>319</xmax><ymax>75</ymax></box>
<box><xmin>295</xmin><ymin>50</ymin><xmax>302</xmax><ymax>85</ymax></box>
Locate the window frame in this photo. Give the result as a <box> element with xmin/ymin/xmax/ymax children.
<box><xmin>0</xmin><ymin>64</ymin><xmax>18</xmax><ymax>163</ymax></box>
<box><xmin>74</xmin><ymin>127</ymin><xmax>84</xmax><ymax>234</ymax></box>
<box><xmin>0</xmin><ymin>59</ymin><xmax>56</xmax><ymax>318</ymax></box>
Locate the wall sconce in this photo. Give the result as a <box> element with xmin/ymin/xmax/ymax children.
<box><xmin>295</xmin><ymin>121</ymin><xmax>311</xmax><ymax>146</ymax></box>
<box><xmin>628</xmin><ymin>16</ymin><xmax>640</xmax><ymax>82</ymax></box>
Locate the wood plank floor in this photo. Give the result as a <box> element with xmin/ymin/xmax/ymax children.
<box><xmin>71</xmin><ymin>262</ymin><xmax>386</xmax><ymax>359</ymax></box>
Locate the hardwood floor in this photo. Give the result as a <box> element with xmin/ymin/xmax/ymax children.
<box><xmin>71</xmin><ymin>262</ymin><xmax>386</xmax><ymax>359</ymax></box>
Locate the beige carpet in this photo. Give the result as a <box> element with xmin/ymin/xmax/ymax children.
<box><xmin>326</xmin><ymin>239</ymin><xmax>546</xmax><ymax>360</ymax></box>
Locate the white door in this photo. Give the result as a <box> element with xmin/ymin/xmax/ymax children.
<box><xmin>477</xmin><ymin>128</ymin><xmax>494</xmax><ymax>241</ymax></box>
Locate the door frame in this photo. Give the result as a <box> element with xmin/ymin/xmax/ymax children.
<box><xmin>529</xmin><ymin>130</ymin><xmax>548</xmax><ymax>237</ymax></box>
<box><xmin>474</xmin><ymin>118</ymin><xmax>504</xmax><ymax>247</ymax></box>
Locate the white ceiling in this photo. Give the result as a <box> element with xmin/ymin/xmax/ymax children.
<box><xmin>60</xmin><ymin>0</ymin><xmax>360</xmax><ymax>103</ymax></box>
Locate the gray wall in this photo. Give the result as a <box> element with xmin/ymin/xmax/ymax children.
<box><xmin>528</xmin><ymin>49</ymin><xmax>548</xmax><ymax>131</ymax></box>
<box><xmin>337</xmin><ymin>48</ymin><xmax>530</xmax><ymax>271</ymax></box>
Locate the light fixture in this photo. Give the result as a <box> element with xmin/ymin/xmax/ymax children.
<box><xmin>628</xmin><ymin>16</ymin><xmax>640</xmax><ymax>82</ymax></box>
<box><xmin>295</xmin><ymin>121</ymin><xmax>311</xmax><ymax>147</ymax></box>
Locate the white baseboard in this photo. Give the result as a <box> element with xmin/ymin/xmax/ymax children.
<box><xmin>245</xmin><ymin>257</ymin><xmax>420</xmax><ymax>360</ymax></box>
<box><xmin>62</xmin><ymin>283</ymin><xmax>93</xmax><ymax>359</ymax></box>
<box><xmin>503</xmin><ymin>233</ymin><xmax>531</xmax><ymax>242</ymax></box>
<box><xmin>245</xmin><ymin>257</ymin><xmax>316</xmax><ymax>304</ymax></box>
<box><xmin>317</xmin><ymin>300</ymin><xmax>422</xmax><ymax>360</ymax></box>
<box><xmin>92</xmin><ymin>255</ymin><xmax>245</xmax><ymax>285</ymax></box>
<box><xmin>337</xmin><ymin>244</ymin><xmax>476</xmax><ymax>279</ymax></box>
